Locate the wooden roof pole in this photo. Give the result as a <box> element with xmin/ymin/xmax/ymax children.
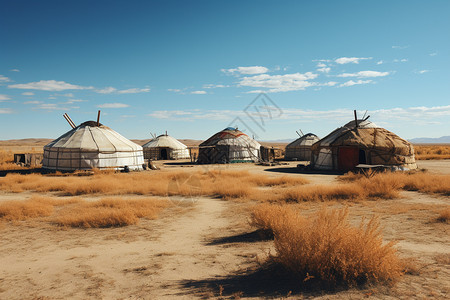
<box><xmin>63</xmin><ymin>113</ymin><xmax>76</xmax><ymax>129</ymax></box>
<box><xmin>97</xmin><ymin>110</ymin><xmax>101</xmax><ymax>126</ymax></box>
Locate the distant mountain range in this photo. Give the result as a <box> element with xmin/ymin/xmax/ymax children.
<box><xmin>408</xmin><ymin>136</ymin><xmax>450</xmax><ymax>144</ymax></box>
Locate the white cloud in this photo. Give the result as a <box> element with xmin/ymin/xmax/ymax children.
<box><xmin>393</xmin><ymin>58</ymin><xmax>408</xmax><ymax>63</ymax></box>
<box><xmin>22</xmin><ymin>92</ymin><xmax>34</xmax><ymax>96</ymax></box>
<box><xmin>376</xmin><ymin>60</ymin><xmax>383</xmax><ymax>65</ymax></box>
<box><xmin>317</xmin><ymin>67</ymin><xmax>331</xmax><ymax>73</ymax></box>
<box><xmin>24</xmin><ymin>100</ymin><xmax>42</xmax><ymax>104</ymax></box>
<box><xmin>239</xmin><ymin>72</ymin><xmax>318</xmax><ymax>93</ymax></box>
<box><xmin>117</xmin><ymin>88</ymin><xmax>150</xmax><ymax>94</ymax></box>
<box><xmin>322</xmin><ymin>81</ymin><xmax>338</xmax><ymax>86</ymax></box>
<box><xmin>392</xmin><ymin>45</ymin><xmax>409</xmax><ymax>49</ymax></box>
<box><xmin>415</xmin><ymin>70</ymin><xmax>430</xmax><ymax>74</ymax></box>
<box><xmin>316</xmin><ymin>62</ymin><xmax>327</xmax><ymax>68</ymax></box>
<box><xmin>97</xmin><ymin>103</ymin><xmax>129</xmax><ymax>108</ymax></box>
<box><xmin>96</xmin><ymin>87</ymin><xmax>117</xmax><ymax>94</ymax></box>
<box><xmin>429</xmin><ymin>52</ymin><xmax>437</xmax><ymax>56</ymax></box>
<box><xmin>339</xmin><ymin>80</ymin><xmax>373</xmax><ymax>87</ymax></box>
<box><xmin>8</xmin><ymin>80</ymin><xmax>92</xmax><ymax>91</ymax></box>
<box><xmin>168</xmin><ymin>88</ymin><xmax>182</xmax><ymax>93</ymax></box>
<box><xmin>36</xmin><ymin>103</ymin><xmax>70</xmax><ymax>111</ymax></box>
<box><xmin>63</xmin><ymin>93</ymin><xmax>74</xmax><ymax>97</ymax></box>
<box><xmin>203</xmin><ymin>84</ymin><xmax>228</xmax><ymax>89</ymax></box>
<box><xmin>335</xmin><ymin>57</ymin><xmax>372</xmax><ymax>64</ymax></box>
<box><xmin>0</xmin><ymin>75</ymin><xmax>11</xmax><ymax>82</ymax></box>
<box><xmin>222</xmin><ymin>66</ymin><xmax>269</xmax><ymax>75</ymax></box>
<box><xmin>65</xmin><ymin>99</ymin><xmax>87</xmax><ymax>104</ymax></box>
<box><xmin>146</xmin><ymin>105</ymin><xmax>450</xmax><ymax>125</ymax></box>
<box><xmin>96</xmin><ymin>87</ymin><xmax>150</xmax><ymax>94</ymax></box>
<box><xmin>0</xmin><ymin>108</ymin><xmax>13</xmax><ymax>114</ymax></box>
<box><xmin>336</xmin><ymin>71</ymin><xmax>390</xmax><ymax>78</ymax></box>
<box><xmin>10</xmin><ymin>69</ymin><xmax>20</xmax><ymax>72</ymax></box>
<box><xmin>191</xmin><ymin>90</ymin><xmax>207</xmax><ymax>94</ymax></box>
<box><xmin>0</xmin><ymin>94</ymin><xmax>11</xmax><ymax>101</ymax></box>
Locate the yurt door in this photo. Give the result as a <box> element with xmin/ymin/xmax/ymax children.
<box><xmin>338</xmin><ymin>146</ymin><xmax>359</xmax><ymax>171</ymax></box>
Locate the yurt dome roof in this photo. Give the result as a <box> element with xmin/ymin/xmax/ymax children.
<box><xmin>200</xmin><ymin>128</ymin><xmax>261</xmax><ymax>148</ymax></box>
<box><xmin>286</xmin><ymin>133</ymin><xmax>320</xmax><ymax>148</ymax></box>
<box><xmin>44</xmin><ymin>120</ymin><xmax>142</xmax><ymax>152</ymax></box>
<box><xmin>142</xmin><ymin>134</ymin><xmax>188</xmax><ymax>150</ymax></box>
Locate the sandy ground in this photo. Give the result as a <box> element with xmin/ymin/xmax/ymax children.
<box><xmin>0</xmin><ymin>160</ymin><xmax>449</xmax><ymax>299</ymax></box>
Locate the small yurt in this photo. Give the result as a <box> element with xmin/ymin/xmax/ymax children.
<box><xmin>310</xmin><ymin>119</ymin><xmax>417</xmax><ymax>171</ymax></box>
<box><xmin>142</xmin><ymin>133</ymin><xmax>190</xmax><ymax>160</ymax></box>
<box><xmin>198</xmin><ymin>127</ymin><xmax>261</xmax><ymax>164</ymax></box>
<box><xmin>43</xmin><ymin>120</ymin><xmax>144</xmax><ymax>171</ymax></box>
<box><xmin>285</xmin><ymin>133</ymin><xmax>320</xmax><ymax>161</ymax></box>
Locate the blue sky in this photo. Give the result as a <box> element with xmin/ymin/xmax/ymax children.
<box><xmin>1</xmin><ymin>0</ymin><xmax>449</xmax><ymax>141</ymax></box>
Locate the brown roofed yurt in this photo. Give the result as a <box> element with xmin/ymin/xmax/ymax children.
<box><xmin>198</xmin><ymin>127</ymin><xmax>261</xmax><ymax>164</ymax></box>
<box><xmin>310</xmin><ymin>119</ymin><xmax>417</xmax><ymax>172</ymax></box>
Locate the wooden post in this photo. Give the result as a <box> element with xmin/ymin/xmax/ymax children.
<box><xmin>354</xmin><ymin>110</ymin><xmax>358</xmax><ymax>128</ymax></box>
<box><xmin>97</xmin><ymin>110</ymin><xmax>101</xmax><ymax>126</ymax></box>
<box><xmin>63</xmin><ymin>113</ymin><xmax>75</xmax><ymax>129</ymax></box>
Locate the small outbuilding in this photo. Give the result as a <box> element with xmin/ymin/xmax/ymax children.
<box><xmin>198</xmin><ymin>127</ymin><xmax>261</xmax><ymax>164</ymax></box>
<box><xmin>284</xmin><ymin>133</ymin><xmax>320</xmax><ymax>161</ymax></box>
<box><xmin>142</xmin><ymin>134</ymin><xmax>190</xmax><ymax>160</ymax></box>
<box><xmin>310</xmin><ymin>119</ymin><xmax>417</xmax><ymax>172</ymax></box>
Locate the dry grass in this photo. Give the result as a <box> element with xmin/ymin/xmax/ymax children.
<box><xmin>54</xmin><ymin>197</ymin><xmax>169</xmax><ymax>228</ymax></box>
<box><xmin>0</xmin><ymin>196</ymin><xmax>56</xmax><ymax>221</ymax></box>
<box><xmin>0</xmin><ymin>195</ymin><xmax>169</xmax><ymax>227</ymax></box>
<box><xmin>435</xmin><ymin>207</ymin><xmax>450</xmax><ymax>223</ymax></box>
<box><xmin>340</xmin><ymin>171</ymin><xmax>450</xmax><ymax>196</ymax></box>
<box><xmin>250</xmin><ymin>204</ymin><xmax>403</xmax><ymax>287</ymax></box>
<box><xmin>0</xmin><ymin>170</ymin><xmax>309</xmax><ymax>200</ymax></box>
<box><xmin>414</xmin><ymin>145</ymin><xmax>450</xmax><ymax>160</ymax></box>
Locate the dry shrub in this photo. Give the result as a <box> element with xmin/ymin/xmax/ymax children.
<box><xmin>415</xmin><ymin>145</ymin><xmax>450</xmax><ymax>160</ymax></box>
<box><xmin>54</xmin><ymin>197</ymin><xmax>169</xmax><ymax>228</ymax></box>
<box><xmin>250</xmin><ymin>204</ymin><xmax>403</xmax><ymax>287</ymax></box>
<box><xmin>435</xmin><ymin>207</ymin><xmax>450</xmax><ymax>223</ymax></box>
<box><xmin>0</xmin><ymin>196</ymin><xmax>55</xmax><ymax>221</ymax></box>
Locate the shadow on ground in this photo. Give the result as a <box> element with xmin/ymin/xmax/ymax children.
<box><xmin>207</xmin><ymin>229</ymin><xmax>273</xmax><ymax>246</ymax></box>
<box><xmin>264</xmin><ymin>167</ymin><xmax>344</xmax><ymax>175</ymax></box>
<box><xmin>178</xmin><ymin>263</ymin><xmax>349</xmax><ymax>298</ymax></box>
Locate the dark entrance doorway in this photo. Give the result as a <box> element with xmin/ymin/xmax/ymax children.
<box><xmin>338</xmin><ymin>146</ymin><xmax>359</xmax><ymax>171</ymax></box>
<box><xmin>160</xmin><ymin>148</ymin><xmax>168</xmax><ymax>160</ymax></box>
<box><xmin>358</xmin><ymin>149</ymin><xmax>367</xmax><ymax>164</ymax></box>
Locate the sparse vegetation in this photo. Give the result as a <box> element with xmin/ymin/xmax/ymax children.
<box><xmin>340</xmin><ymin>171</ymin><xmax>450</xmax><ymax>196</ymax></box>
<box><xmin>435</xmin><ymin>207</ymin><xmax>450</xmax><ymax>223</ymax></box>
<box><xmin>0</xmin><ymin>170</ymin><xmax>309</xmax><ymax>199</ymax></box>
<box><xmin>0</xmin><ymin>196</ymin><xmax>56</xmax><ymax>221</ymax></box>
<box><xmin>414</xmin><ymin>145</ymin><xmax>450</xmax><ymax>160</ymax></box>
<box><xmin>0</xmin><ymin>196</ymin><xmax>169</xmax><ymax>227</ymax></box>
<box><xmin>54</xmin><ymin>197</ymin><xmax>170</xmax><ymax>228</ymax></box>
<box><xmin>251</xmin><ymin>204</ymin><xmax>403</xmax><ymax>287</ymax></box>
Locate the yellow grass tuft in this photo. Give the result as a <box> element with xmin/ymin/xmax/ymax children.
<box><xmin>435</xmin><ymin>207</ymin><xmax>450</xmax><ymax>223</ymax></box>
<box><xmin>53</xmin><ymin>197</ymin><xmax>170</xmax><ymax>228</ymax></box>
<box><xmin>0</xmin><ymin>196</ymin><xmax>55</xmax><ymax>221</ymax></box>
<box><xmin>251</xmin><ymin>204</ymin><xmax>403</xmax><ymax>287</ymax></box>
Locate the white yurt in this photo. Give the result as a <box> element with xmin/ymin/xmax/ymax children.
<box><xmin>43</xmin><ymin>121</ymin><xmax>144</xmax><ymax>171</ymax></box>
<box><xmin>310</xmin><ymin>119</ymin><xmax>417</xmax><ymax>171</ymax></box>
<box><xmin>284</xmin><ymin>133</ymin><xmax>320</xmax><ymax>161</ymax></box>
<box><xmin>198</xmin><ymin>127</ymin><xmax>261</xmax><ymax>163</ymax></box>
<box><xmin>142</xmin><ymin>134</ymin><xmax>190</xmax><ymax>160</ymax></box>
